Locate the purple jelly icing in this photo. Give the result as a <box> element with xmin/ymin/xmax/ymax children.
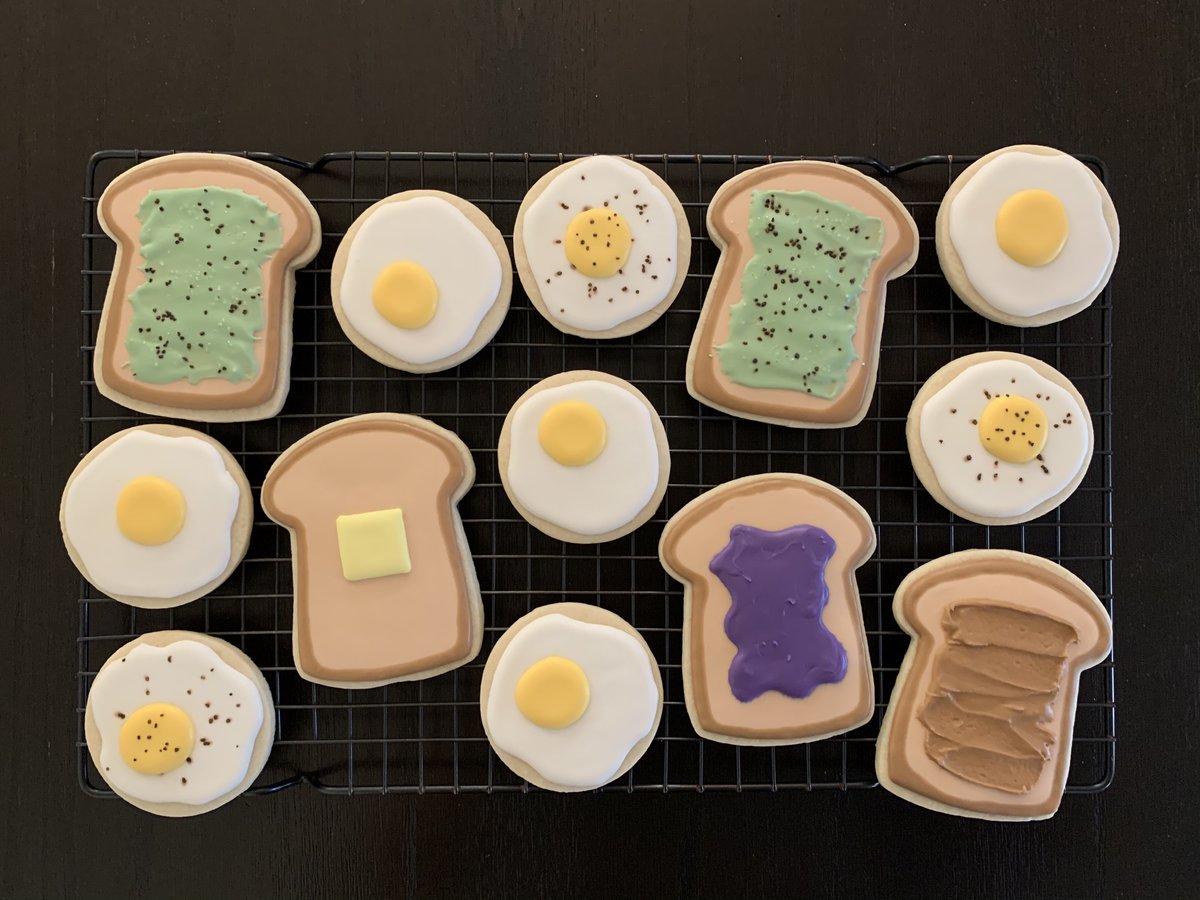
<box><xmin>710</xmin><ymin>524</ymin><xmax>848</xmax><ymax>703</ymax></box>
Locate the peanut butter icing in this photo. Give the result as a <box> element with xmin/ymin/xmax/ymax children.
<box><xmin>883</xmin><ymin>551</ymin><xmax>1111</xmax><ymax>818</ymax></box>
<box><xmin>261</xmin><ymin>415</ymin><xmax>480</xmax><ymax>685</ymax></box>
<box><xmin>97</xmin><ymin>154</ymin><xmax>319</xmax><ymax>411</ymax></box>
<box><xmin>659</xmin><ymin>474</ymin><xmax>875</xmax><ymax>742</ymax></box>
<box><xmin>691</xmin><ymin>162</ymin><xmax>918</xmax><ymax>424</ymax></box>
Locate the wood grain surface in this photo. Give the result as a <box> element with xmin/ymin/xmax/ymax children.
<box><xmin>1</xmin><ymin>1</ymin><xmax>1197</xmax><ymax>897</ymax></box>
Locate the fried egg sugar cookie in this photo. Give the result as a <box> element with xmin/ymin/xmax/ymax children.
<box><xmin>936</xmin><ymin>145</ymin><xmax>1118</xmax><ymax>327</ymax></box>
<box><xmin>332</xmin><ymin>191</ymin><xmax>512</xmax><ymax>372</ymax></box>
<box><xmin>907</xmin><ymin>352</ymin><xmax>1093</xmax><ymax>525</ymax></box>
<box><xmin>514</xmin><ymin>156</ymin><xmax>691</xmax><ymax>338</ymax></box>
<box><xmin>85</xmin><ymin>631</ymin><xmax>274</xmax><ymax>816</ymax></box>
<box><xmin>498</xmin><ymin>371</ymin><xmax>670</xmax><ymax>543</ymax></box>
<box><xmin>60</xmin><ymin>425</ymin><xmax>252</xmax><ymax>608</ymax></box>
<box><xmin>480</xmin><ymin>603</ymin><xmax>663</xmax><ymax>792</ymax></box>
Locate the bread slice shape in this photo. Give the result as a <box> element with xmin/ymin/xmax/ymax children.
<box><xmin>261</xmin><ymin>414</ymin><xmax>483</xmax><ymax>689</ymax></box>
<box><xmin>688</xmin><ymin>161</ymin><xmax>918</xmax><ymax>428</ymax></box>
<box><xmin>659</xmin><ymin>473</ymin><xmax>876</xmax><ymax>746</ymax></box>
<box><xmin>95</xmin><ymin>153</ymin><xmax>321</xmax><ymax>421</ymax></box>
<box><xmin>877</xmin><ymin>549</ymin><xmax>1112</xmax><ymax>820</ymax></box>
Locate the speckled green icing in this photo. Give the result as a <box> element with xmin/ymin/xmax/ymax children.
<box><xmin>716</xmin><ymin>190</ymin><xmax>883</xmax><ymax>400</ymax></box>
<box><xmin>126</xmin><ymin>187</ymin><xmax>283</xmax><ymax>384</ymax></box>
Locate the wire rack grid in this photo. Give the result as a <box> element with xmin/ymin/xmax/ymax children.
<box><xmin>77</xmin><ymin>150</ymin><xmax>1115</xmax><ymax>795</ymax></box>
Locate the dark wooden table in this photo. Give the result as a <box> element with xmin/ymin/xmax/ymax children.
<box><xmin>2</xmin><ymin>1</ymin><xmax>1197</xmax><ymax>897</ymax></box>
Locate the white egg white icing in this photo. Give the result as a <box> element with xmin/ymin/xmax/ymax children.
<box><xmin>521</xmin><ymin>156</ymin><xmax>680</xmax><ymax>331</ymax></box>
<box><xmin>91</xmin><ymin>640</ymin><xmax>265</xmax><ymax>805</ymax></box>
<box><xmin>340</xmin><ymin>196</ymin><xmax>503</xmax><ymax>364</ymax></box>
<box><xmin>948</xmin><ymin>151</ymin><xmax>1113</xmax><ymax>317</ymax></box>
<box><xmin>918</xmin><ymin>359</ymin><xmax>1089</xmax><ymax>518</ymax></box>
<box><xmin>506</xmin><ymin>380</ymin><xmax>660</xmax><ymax>535</ymax></box>
<box><xmin>486</xmin><ymin>614</ymin><xmax>659</xmax><ymax>788</ymax></box>
<box><xmin>64</xmin><ymin>430</ymin><xmax>240</xmax><ymax>598</ymax></box>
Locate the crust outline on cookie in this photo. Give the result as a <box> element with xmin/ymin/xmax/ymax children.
<box><xmin>935</xmin><ymin>145</ymin><xmax>1119</xmax><ymax>327</ymax></box>
<box><xmin>95</xmin><ymin>153</ymin><xmax>321</xmax><ymax>422</ymax></box>
<box><xmin>497</xmin><ymin>370</ymin><xmax>671</xmax><ymax>544</ymax></box>
<box><xmin>688</xmin><ymin>161</ymin><xmax>919</xmax><ymax>428</ymax></box>
<box><xmin>84</xmin><ymin>630</ymin><xmax>275</xmax><ymax>817</ymax></box>
<box><xmin>479</xmin><ymin>602</ymin><xmax>664</xmax><ymax>792</ymax></box>
<box><xmin>513</xmin><ymin>157</ymin><xmax>692</xmax><ymax>339</ymax></box>
<box><xmin>875</xmin><ymin>549</ymin><xmax>1111</xmax><ymax>820</ymax></box>
<box><xmin>261</xmin><ymin>413</ymin><xmax>483</xmax><ymax>689</ymax></box>
<box><xmin>659</xmin><ymin>473</ymin><xmax>877</xmax><ymax>746</ymax></box>
<box><xmin>331</xmin><ymin>190</ymin><xmax>513</xmax><ymax>373</ymax></box>
<box><xmin>60</xmin><ymin>424</ymin><xmax>253</xmax><ymax>609</ymax></box>
<box><xmin>906</xmin><ymin>351</ymin><xmax>1094</xmax><ymax>526</ymax></box>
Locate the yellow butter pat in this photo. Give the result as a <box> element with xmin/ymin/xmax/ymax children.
<box><xmin>336</xmin><ymin>508</ymin><xmax>412</xmax><ymax>582</ymax></box>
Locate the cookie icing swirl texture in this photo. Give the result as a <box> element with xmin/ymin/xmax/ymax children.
<box><xmin>919</xmin><ymin>603</ymin><xmax>1078</xmax><ymax>794</ymax></box>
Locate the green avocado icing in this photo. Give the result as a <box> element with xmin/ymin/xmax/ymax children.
<box><xmin>716</xmin><ymin>190</ymin><xmax>884</xmax><ymax>400</ymax></box>
<box><xmin>126</xmin><ymin>186</ymin><xmax>283</xmax><ymax>384</ymax></box>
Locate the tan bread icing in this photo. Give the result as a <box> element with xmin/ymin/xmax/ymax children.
<box><xmin>261</xmin><ymin>416</ymin><xmax>476</xmax><ymax>683</ymax></box>
<box><xmin>692</xmin><ymin>162</ymin><xmax>918</xmax><ymax>425</ymax></box>
<box><xmin>886</xmin><ymin>555</ymin><xmax>1110</xmax><ymax>817</ymax></box>
<box><xmin>920</xmin><ymin>603</ymin><xmax>1077</xmax><ymax>793</ymax></box>
<box><xmin>98</xmin><ymin>155</ymin><xmax>317</xmax><ymax>409</ymax></box>
<box><xmin>659</xmin><ymin>475</ymin><xmax>875</xmax><ymax>740</ymax></box>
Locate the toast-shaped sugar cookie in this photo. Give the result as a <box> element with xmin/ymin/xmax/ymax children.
<box><xmin>480</xmin><ymin>603</ymin><xmax>663</xmax><ymax>792</ymax></box>
<box><xmin>936</xmin><ymin>145</ymin><xmax>1119</xmax><ymax>327</ymax></box>
<box><xmin>96</xmin><ymin>154</ymin><xmax>321</xmax><ymax>421</ymax></box>
<box><xmin>689</xmin><ymin>162</ymin><xmax>918</xmax><ymax>428</ymax></box>
<box><xmin>261</xmin><ymin>414</ymin><xmax>483</xmax><ymax>688</ymax></box>
<box><xmin>332</xmin><ymin>190</ymin><xmax>512</xmax><ymax>372</ymax></box>
<box><xmin>659</xmin><ymin>474</ymin><xmax>876</xmax><ymax>745</ymax></box>
<box><xmin>85</xmin><ymin>631</ymin><xmax>274</xmax><ymax>817</ymax></box>
<box><xmin>60</xmin><ymin>425</ymin><xmax>252</xmax><ymax>609</ymax></box>
<box><xmin>877</xmin><ymin>550</ymin><xmax>1112</xmax><ymax>820</ymax></box>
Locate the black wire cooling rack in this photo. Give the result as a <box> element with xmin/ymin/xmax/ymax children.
<box><xmin>78</xmin><ymin>150</ymin><xmax>1115</xmax><ymax>795</ymax></box>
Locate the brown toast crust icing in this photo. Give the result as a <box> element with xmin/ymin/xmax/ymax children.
<box><xmin>96</xmin><ymin>153</ymin><xmax>320</xmax><ymax>420</ymax></box>
<box><xmin>658</xmin><ymin>474</ymin><xmax>876</xmax><ymax>744</ymax></box>
<box><xmin>261</xmin><ymin>414</ymin><xmax>482</xmax><ymax>688</ymax></box>
<box><xmin>688</xmin><ymin>161</ymin><xmax>919</xmax><ymax>427</ymax></box>
<box><xmin>879</xmin><ymin>550</ymin><xmax>1111</xmax><ymax>819</ymax></box>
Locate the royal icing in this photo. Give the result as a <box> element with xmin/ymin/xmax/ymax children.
<box><xmin>90</xmin><ymin>640</ymin><xmax>264</xmax><ymax>805</ymax></box>
<box><xmin>339</xmin><ymin>196</ymin><xmax>503</xmax><ymax>365</ymax></box>
<box><xmin>659</xmin><ymin>475</ymin><xmax>875</xmax><ymax>742</ymax></box>
<box><xmin>948</xmin><ymin>151</ymin><xmax>1113</xmax><ymax>317</ymax></box>
<box><xmin>882</xmin><ymin>551</ymin><xmax>1112</xmax><ymax>818</ymax></box>
<box><xmin>127</xmin><ymin>187</ymin><xmax>283</xmax><ymax>384</ymax></box>
<box><xmin>716</xmin><ymin>191</ymin><xmax>883</xmax><ymax>399</ymax></box>
<box><xmin>711</xmin><ymin>524</ymin><xmax>848</xmax><ymax>702</ymax></box>
<box><xmin>486</xmin><ymin>613</ymin><xmax>659</xmax><ymax>788</ymax></box>
<box><xmin>917</xmin><ymin>359</ymin><xmax>1089</xmax><ymax>518</ymax></box>
<box><xmin>505</xmin><ymin>379</ymin><xmax>661</xmax><ymax>536</ymax></box>
<box><xmin>260</xmin><ymin>416</ymin><xmax>479</xmax><ymax>685</ymax></box>
<box><xmin>520</xmin><ymin>157</ymin><xmax>680</xmax><ymax>332</ymax></box>
<box><xmin>63</xmin><ymin>430</ymin><xmax>240</xmax><ymax>599</ymax></box>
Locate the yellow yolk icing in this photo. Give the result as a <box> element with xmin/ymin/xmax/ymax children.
<box><xmin>115</xmin><ymin>475</ymin><xmax>186</xmax><ymax>546</ymax></box>
<box><xmin>978</xmin><ymin>394</ymin><xmax>1049</xmax><ymax>463</ymax></box>
<box><xmin>514</xmin><ymin>656</ymin><xmax>590</xmax><ymax>729</ymax></box>
<box><xmin>537</xmin><ymin>400</ymin><xmax>607</xmax><ymax>466</ymax></box>
<box><xmin>118</xmin><ymin>702</ymin><xmax>196</xmax><ymax>775</ymax></box>
<box><xmin>335</xmin><ymin>508</ymin><xmax>412</xmax><ymax>581</ymax></box>
<box><xmin>372</xmin><ymin>260</ymin><xmax>439</xmax><ymax>328</ymax></box>
<box><xmin>994</xmin><ymin>189</ymin><xmax>1069</xmax><ymax>267</ymax></box>
<box><xmin>563</xmin><ymin>209</ymin><xmax>632</xmax><ymax>278</ymax></box>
